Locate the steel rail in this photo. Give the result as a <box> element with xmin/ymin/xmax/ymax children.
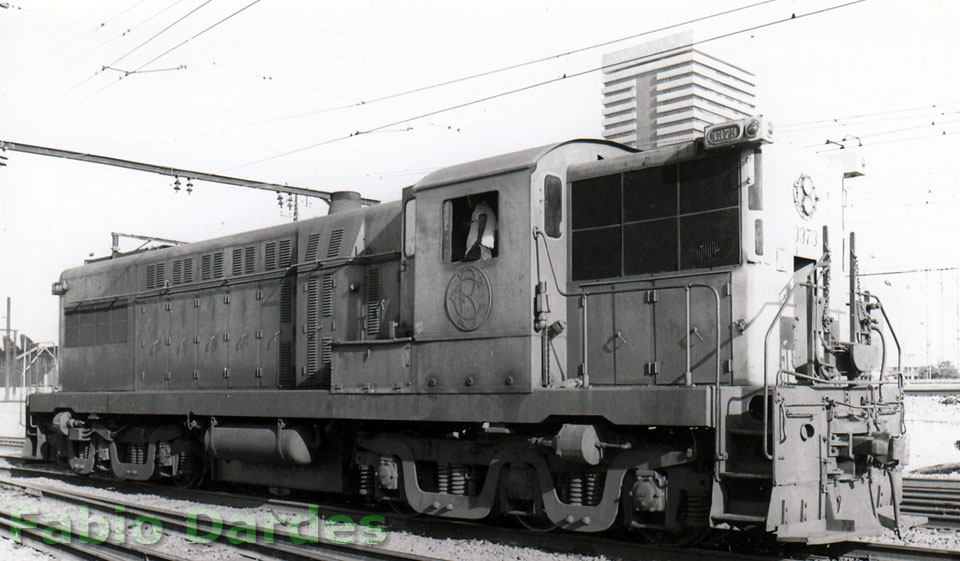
<box><xmin>3</xmin><ymin>458</ymin><xmax>959</xmax><ymax>561</ymax></box>
<box><xmin>901</xmin><ymin>477</ymin><xmax>960</xmax><ymax>528</ymax></box>
<box><xmin>0</xmin><ymin>507</ymin><xmax>194</xmax><ymax>561</ymax></box>
<box><xmin>0</xmin><ymin>472</ymin><xmax>443</xmax><ymax>561</ymax></box>
<box><xmin>0</xmin><ymin>436</ymin><xmax>24</xmax><ymax>448</ymax></box>
<box><xmin>814</xmin><ymin>542</ymin><xmax>960</xmax><ymax>561</ymax></box>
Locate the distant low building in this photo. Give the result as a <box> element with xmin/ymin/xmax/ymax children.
<box><xmin>0</xmin><ymin>336</ymin><xmax>58</xmax><ymax>391</ymax></box>
<box><xmin>602</xmin><ymin>31</ymin><xmax>757</xmax><ymax>149</ymax></box>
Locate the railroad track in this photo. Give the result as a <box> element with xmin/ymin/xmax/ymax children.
<box><xmin>902</xmin><ymin>477</ymin><xmax>960</xmax><ymax>528</ymax></box>
<box><xmin>0</xmin><ymin>436</ymin><xmax>24</xmax><ymax>449</ymax></box>
<box><xmin>0</xmin><ymin>472</ymin><xmax>444</xmax><ymax>561</ymax></box>
<box><xmin>0</xmin><ymin>458</ymin><xmax>956</xmax><ymax>561</ymax></box>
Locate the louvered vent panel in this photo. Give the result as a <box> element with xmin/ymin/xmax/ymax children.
<box><xmin>201</xmin><ymin>255</ymin><xmax>212</xmax><ymax>280</ymax></box>
<box><xmin>155</xmin><ymin>263</ymin><xmax>166</xmax><ymax>287</ymax></box>
<box><xmin>184</xmin><ymin>258</ymin><xmax>193</xmax><ymax>283</ymax></box>
<box><xmin>232</xmin><ymin>248</ymin><xmax>243</xmax><ymax>276</ymax></box>
<box><xmin>319</xmin><ymin>337</ymin><xmax>333</xmax><ymax>388</ymax></box>
<box><xmin>278</xmin><ymin>239</ymin><xmax>292</xmax><ymax>267</ymax></box>
<box><xmin>280</xmin><ymin>278</ymin><xmax>293</xmax><ymax>323</ymax></box>
<box><xmin>305</xmin><ymin>233</ymin><xmax>321</xmax><ymax>261</ymax></box>
<box><xmin>244</xmin><ymin>246</ymin><xmax>255</xmax><ymax>274</ymax></box>
<box><xmin>173</xmin><ymin>260</ymin><xmax>183</xmax><ymax>285</ymax></box>
<box><xmin>213</xmin><ymin>252</ymin><xmax>224</xmax><ymax>278</ymax></box>
<box><xmin>327</xmin><ymin>228</ymin><xmax>344</xmax><ymax>258</ymax></box>
<box><xmin>146</xmin><ymin>264</ymin><xmax>156</xmax><ymax>289</ymax></box>
<box><xmin>306</xmin><ymin>277</ymin><xmax>320</xmax><ymax>375</ymax></box>
<box><xmin>321</xmin><ymin>274</ymin><xmax>334</xmax><ymax>317</ymax></box>
<box><xmin>278</xmin><ymin>341</ymin><xmax>294</xmax><ymax>388</ymax></box>
<box><xmin>265</xmin><ymin>242</ymin><xmax>278</xmax><ymax>270</ymax></box>
<box><xmin>366</xmin><ymin>267</ymin><xmax>381</xmax><ymax>337</ymax></box>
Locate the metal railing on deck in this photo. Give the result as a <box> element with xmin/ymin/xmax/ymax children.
<box><xmin>534</xmin><ymin>230</ymin><xmax>727</xmax><ymax>473</ymax></box>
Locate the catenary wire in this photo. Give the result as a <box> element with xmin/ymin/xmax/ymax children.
<box><xmin>105</xmin><ymin>0</ymin><xmax>216</xmax><ymax>69</ymax></box>
<box><xmin>779</xmin><ymin>108</ymin><xmax>960</xmax><ymax>135</ymax></box>
<box><xmin>803</xmin><ymin>118</ymin><xmax>960</xmax><ymax>148</ymax></box>
<box><xmin>224</xmin><ymin>0</ymin><xmax>868</xmax><ymax>172</ymax></box>
<box><xmin>4</xmin><ymin>0</ymin><xmax>150</xmax><ymax>81</ymax></box>
<box><xmin>6</xmin><ymin>0</ymin><xmax>196</xmax><ymax>132</ymax></box>
<box><xmin>779</xmin><ymin>100</ymin><xmax>960</xmax><ymax>129</ymax></box>
<box><xmin>20</xmin><ymin>0</ymin><xmax>265</xmax><ymax>135</ymax></box>
<box><xmin>190</xmin><ymin>0</ymin><xmax>780</xmax><ymax>136</ymax></box>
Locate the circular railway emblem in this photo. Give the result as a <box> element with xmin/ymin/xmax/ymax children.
<box><xmin>793</xmin><ymin>174</ymin><xmax>819</xmax><ymax>220</ymax></box>
<box><xmin>445</xmin><ymin>265</ymin><xmax>492</xmax><ymax>332</ymax></box>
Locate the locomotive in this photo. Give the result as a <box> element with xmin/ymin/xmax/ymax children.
<box><xmin>24</xmin><ymin>116</ymin><xmax>910</xmax><ymax>544</ymax></box>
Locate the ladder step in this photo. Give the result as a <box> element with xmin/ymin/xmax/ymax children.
<box><xmin>712</xmin><ymin>513</ymin><xmax>766</xmax><ymax>523</ymax></box>
<box><xmin>720</xmin><ymin>471</ymin><xmax>772</xmax><ymax>480</ymax></box>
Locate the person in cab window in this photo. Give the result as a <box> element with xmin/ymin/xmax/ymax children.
<box><xmin>465</xmin><ymin>199</ymin><xmax>497</xmax><ymax>261</ymax></box>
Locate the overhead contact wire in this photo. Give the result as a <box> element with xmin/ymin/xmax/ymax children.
<box><xmin>207</xmin><ymin>0</ymin><xmax>780</xmax><ymax>132</ymax></box>
<box><xmin>105</xmin><ymin>0</ymin><xmax>217</xmax><ymax>69</ymax></box>
<box><xmin>227</xmin><ymin>0</ymin><xmax>869</xmax><ymax>171</ymax></box>
<box><xmin>22</xmin><ymin>0</ymin><xmax>265</xmax><ymax>134</ymax></box>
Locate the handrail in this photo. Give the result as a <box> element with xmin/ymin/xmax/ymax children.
<box><xmin>862</xmin><ymin>293</ymin><xmax>902</xmax><ymax>374</ymax></box>
<box><xmin>762</xmin><ymin>281</ymin><xmax>806</xmax><ymax>460</ymax></box>
<box><xmin>533</xmin><ymin>229</ymin><xmax>724</xmax><ymax>469</ymax></box>
<box><xmin>862</xmin><ymin>292</ymin><xmax>905</xmax><ymax>435</ymax></box>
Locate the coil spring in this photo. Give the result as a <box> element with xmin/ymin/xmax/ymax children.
<box><xmin>178</xmin><ymin>451</ymin><xmax>196</xmax><ymax>476</ymax></box>
<box><xmin>584</xmin><ymin>472</ymin><xmax>603</xmax><ymax>506</ymax></box>
<box><xmin>679</xmin><ymin>490</ymin><xmax>711</xmax><ymax>524</ymax></box>
<box><xmin>437</xmin><ymin>463</ymin><xmax>450</xmax><ymax>494</ymax></box>
<box><xmin>128</xmin><ymin>443</ymin><xmax>146</xmax><ymax>464</ymax></box>
<box><xmin>358</xmin><ymin>465</ymin><xmax>374</xmax><ymax>496</ymax></box>
<box><xmin>567</xmin><ymin>474</ymin><xmax>584</xmax><ymax>505</ymax></box>
<box><xmin>78</xmin><ymin>442</ymin><xmax>91</xmax><ymax>459</ymax></box>
<box><xmin>449</xmin><ymin>464</ymin><xmax>466</xmax><ymax>496</ymax></box>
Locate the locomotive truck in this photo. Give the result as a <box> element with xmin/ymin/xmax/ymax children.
<box><xmin>24</xmin><ymin>116</ymin><xmax>909</xmax><ymax>544</ymax></box>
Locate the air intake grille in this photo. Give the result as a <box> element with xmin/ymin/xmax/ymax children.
<box><xmin>319</xmin><ymin>336</ymin><xmax>333</xmax><ymax>387</ymax></box>
<box><xmin>280</xmin><ymin>278</ymin><xmax>293</xmax><ymax>323</ymax></box>
<box><xmin>366</xmin><ymin>267</ymin><xmax>380</xmax><ymax>337</ymax></box>
<box><xmin>265</xmin><ymin>242</ymin><xmax>278</xmax><ymax>270</ymax></box>
<box><xmin>232</xmin><ymin>248</ymin><xmax>243</xmax><ymax>276</ymax></box>
<box><xmin>306</xmin><ymin>277</ymin><xmax>319</xmax><ymax>374</ymax></box>
<box><xmin>212</xmin><ymin>252</ymin><xmax>224</xmax><ymax>278</ymax></box>
<box><xmin>146</xmin><ymin>264</ymin><xmax>157</xmax><ymax>289</ymax></box>
<box><xmin>244</xmin><ymin>246</ymin><xmax>255</xmax><ymax>274</ymax></box>
<box><xmin>305</xmin><ymin>233</ymin><xmax>321</xmax><ymax>261</ymax></box>
<box><xmin>321</xmin><ymin>274</ymin><xmax>334</xmax><ymax>317</ymax></box>
<box><xmin>152</xmin><ymin>263</ymin><xmax>165</xmax><ymax>288</ymax></box>
<box><xmin>278</xmin><ymin>239</ymin><xmax>292</xmax><ymax>267</ymax></box>
<box><xmin>201</xmin><ymin>255</ymin><xmax>211</xmax><ymax>280</ymax></box>
<box><xmin>279</xmin><ymin>341</ymin><xmax>294</xmax><ymax>388</ymax></box>
<box><xmin>173</xmin><ymin>260</ymin><xmax>183</xmax><ymax>285</ymax></box>
<box><xmin>327</xmin><ymin>228</ymin><xmax>344</xmax><ymax>258</ymax></box>
<box><xmin>183</xmin><ymin>258</ymin><xmax>193</xmax><ymax>283</ymax></box>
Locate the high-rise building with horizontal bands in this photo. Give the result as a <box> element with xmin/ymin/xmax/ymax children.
<box><xmin>602</xmin><ymin>31</ymin><xmax>757</xmax><ymax>149</ymax></box>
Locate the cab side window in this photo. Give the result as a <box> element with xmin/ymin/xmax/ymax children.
<box><xmin>443</xmin><ymin>191</ymin><xmax>499</xmax><ymax>262</ymax></box>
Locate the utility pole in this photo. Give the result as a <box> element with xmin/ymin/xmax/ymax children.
<box><xmin>4</xmin><ymin>297</ymin><xmax>12</xmax><ymax>401</ymax></box>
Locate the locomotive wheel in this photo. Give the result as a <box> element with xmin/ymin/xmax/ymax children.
<box><xmin>172</xmin><ymin>452</ymin><xmax>205</xmax><ymax>488</ymax></box>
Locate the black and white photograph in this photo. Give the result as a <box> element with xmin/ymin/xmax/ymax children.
<box><xmin>1</xmin><ymin>1</ymin><xmax>959</xmax><ymax>559</ymax></box>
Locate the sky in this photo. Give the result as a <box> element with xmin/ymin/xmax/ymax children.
<box><xmin>2</xmin><ymin>0</ymin><xmax>960</xmax><ymax>366</ymax></box>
